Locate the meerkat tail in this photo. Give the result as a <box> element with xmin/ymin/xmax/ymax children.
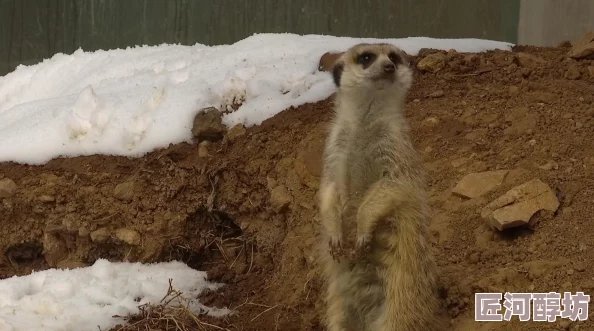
<box><xmin>379</xmin><ymin>208</ymin><xmax>443</xmax><ymax>331</ymax></box>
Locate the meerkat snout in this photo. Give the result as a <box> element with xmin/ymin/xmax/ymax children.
<box><xmin>383</xmin><ymin>62</ymin><xmax>395</xmax><ymax>73</ymax></box>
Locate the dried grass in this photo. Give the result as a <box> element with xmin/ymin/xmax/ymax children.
<box><xmin>109</xmin><ymin>279</ymin><xmax>230</xmax><ymax>331</ymax></box>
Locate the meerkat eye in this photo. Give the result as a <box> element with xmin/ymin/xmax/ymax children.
<box><xmin>388</xmin><ymin>52</ymin><xmax>402</xmax><ymax>65</ymax></box>
<box><xmin>357</xmin><ymin>52</ymin><xmax>376</xmax><ymax>68</ymax></box>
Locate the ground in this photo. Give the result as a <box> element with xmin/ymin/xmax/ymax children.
<box><xmin>1</xmin><ymin>42</ymin><xmax>594</xmax><ymax>331</ymax></box>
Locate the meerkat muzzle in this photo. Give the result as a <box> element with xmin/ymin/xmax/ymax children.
<box><xmin>383</xmin><ymin>63</ymin><xmax>395</xmax><ymax>73</ymax></box>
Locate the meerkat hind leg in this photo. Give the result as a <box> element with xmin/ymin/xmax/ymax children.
<box><xmin>354</xmin><ymin>178</ymin><xmax>405</xmax><ymax>254</ymax></box>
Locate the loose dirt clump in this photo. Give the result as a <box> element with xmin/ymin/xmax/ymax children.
<box><xmin>2</xmin><ymin>37</ymin><xmax>594</xmax><ymax>331</ymax></box>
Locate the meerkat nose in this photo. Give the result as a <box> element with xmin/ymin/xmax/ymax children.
<box><xmin>383</xmin><ymin>63</ymin><xmax>395</xmax><ymax>73</ymax></box>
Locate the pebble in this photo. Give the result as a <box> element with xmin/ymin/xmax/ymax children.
<box><xmin>0</xmin><ymin>178</ymin><xmax>17</xmax><ymax>199</ymax></box>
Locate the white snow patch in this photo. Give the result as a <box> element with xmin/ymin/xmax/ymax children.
<box><xmin>0</xmin><ymin>33</ymin><xmax>513</xmax><ymax>165</ymax></box>
<box><xmin>0</xmin><ymin>259</ymin><xmax>230</xmax><ymax>331</ymax></box>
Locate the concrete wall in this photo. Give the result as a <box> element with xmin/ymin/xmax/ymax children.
<box><xmin>518</xmin><ymin>0</ymin><xmax>594</xmax><ymax>47</ymax></box>
<box><xmin>0</xmin><ymin>0</ymin><xmax>519</xmax><ymax>76</ymax></box>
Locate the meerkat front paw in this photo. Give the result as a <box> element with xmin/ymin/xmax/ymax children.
<box><xmin>328</xmin><ymin>234</ymin><xmax>347</xmax><ymax>260</ymax></box>
<box><xmin>350</xmin><ymin>234</ymin><xmax>372</xmax><ymax>259</ymax></box>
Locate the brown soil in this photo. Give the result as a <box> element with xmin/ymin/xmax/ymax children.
<box><xmin>2</xmin><ymin>42</ymin><xmax>594</xmax><ymax>331</ymax></box>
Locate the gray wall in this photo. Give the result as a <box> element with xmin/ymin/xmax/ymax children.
<box><xmin>518</xmin><ymin>0</ymin><xmax>594</xmax><ymax>47</ymax></box>
<box><xmin>0</xmin><ymin>0</ymin><xmax>519</xmax><ymax>76</ymax></box>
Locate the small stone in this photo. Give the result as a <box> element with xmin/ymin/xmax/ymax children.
<box><xmin>574</xmin><ymin>261</ymin><xmax>586</xmax><ymax>272</ymax></box>
<box><xmin>560</xmin><ymin>320</ymin><xmax>572</xmax><ymax>330</ymax></box>
<box><xmin>582</xmin><ymin>280</ymin><xmax>594</xmax><ymax>290</ymax></box>
<box><xmin>270</xmin><ymin>185</ymin><xmax>292</xmax><ymax>212</ymax></box>
<box><xmin>567</xmin><ymin>268</ymin><xmax>575</xmax><ymax>275</ymax></box>
<box><xmin>90</xmin><ymin>227</ymin><xmax>111</xmax><ymax>243</ymax></box>
<box><xmin>38</xmin><ymin>195</ymin><xmax>55</xmax><ymax>203</ymax></box>
<box><xmin>452</xmin><ymin>170</ymin><xmax>509</xmax><ymax>199</ymax></box>
<box><xmin>588</xmin><ymin>66</ymin><xmax>594</xmax><ymax>78</ymax></box>
<box><xmin>226</xmin><ymin>123</ymin><xmax>246</xmax><ymax>141</ymax></box>
<box><xmin>565</xmin><ymin>64</ymin><xmax>582</xmax><ymax>80</ymax></box>
<box><xmin>114</xmin><ymin>181</ymin><xmax>135</xmax><ymax>202</ymax></box>
<box><xmin>508</xmin><ymin>86</ymin><xmax>520</xmax><ymax>96</ymax></box>
<box><xmin>481</xmin><ymin>179</ymin><xmax>560</xmax><ymax>231</ymax></box>
<box><xmin>42</xmin><ymin>232</ymin><xmax>67</xmax><ymax>267</ymax></box>
<box><xmin>114</xmin><ymin>228</ymin><xmax>141</xmax><ymax>246</ymax></box>
<box><xmin>192</xmin><ymin>107</ymin><xmax>227</xmax><ymax>142</ymax></box>
<box><xmin>539</xmin><ymin>161</ymin><xmax>559</xmax><ymax>171</ymax></box>
<box><xmin>430</xmin><ymin>90</ymin><xmax>445</xmax><ymax>98</ymax></box>
<box><xmin>0</xmin><ymin>178</ymin><xmax>17</xmax><ymax>198</ymax></box>
<box><xmin>451</xmin><ymin>157</ymin><xmax>469</xmax><ymax>168</ymax></box>
<box><xmin>568</xmin><ymin>32</ymin><xmax>594</xmax><ymax>60</ymax></box>
<box><xmin>424</xmin><ymin>146</ymin><xmax>433</xmax><ymax>153</ymax></box>
<box><xmin>576</xmin><ymin>122</ymin><xmax>584</xmax><ymax>129</ymax></box>
<box><xmin>198</xmin><ymin>141</ymin><xmax>212</xmax><ymax>158</ymax></box>
<box><xmin>417</xmin><ymin>53</ymin><xmax>447</xmax><ymax>73</ymax></box>
<box><xmin>515</xmin><ymin>53</ymin><xmax>546</xmax><ymax>67</ymax></box>
<box><xmin>266</xmin><ymin>177</ymin><xmax>278</xmax><ymax>191</ymax></box>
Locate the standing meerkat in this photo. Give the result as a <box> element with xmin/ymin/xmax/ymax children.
<box><xmin>317</xmin><ymin>43</ymin><xmax>445</xmax><ymax>331</ymax></box>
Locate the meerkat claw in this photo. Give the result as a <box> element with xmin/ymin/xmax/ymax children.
<box><xmin>349</xmin><ymin>234</ymin><xmax>371</xmax><ymax>259</ymax></box>
<box><xmin>329</xmin><ymin>235</ymin><xmax>346</xmax><ymax>260</ymax></box>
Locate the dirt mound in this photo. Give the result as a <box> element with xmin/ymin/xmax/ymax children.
<box><xmin>2</xmin><ymin>41</ymin><xmax>594</xmax><ymax>331</ymax></box>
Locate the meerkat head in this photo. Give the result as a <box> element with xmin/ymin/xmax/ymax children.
<box><xmin>331</xmin><ymin>43</ymin><xmax>412</xmax><ymax>95</ymax></box>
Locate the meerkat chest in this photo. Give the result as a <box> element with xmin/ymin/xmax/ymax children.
<box><xmin>344</xmin><ymin>130</ymin><xmax>386</xmax><ymax>197</ymax></box>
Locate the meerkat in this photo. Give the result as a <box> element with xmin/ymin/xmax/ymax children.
<box><xmin>317</xmin><ymin>43</ymin><xmax>445</xmax><ymax>331</ymax></box>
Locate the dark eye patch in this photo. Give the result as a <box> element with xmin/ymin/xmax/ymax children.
<box><xmin>357</xmin><ymin>51</ymin><xmax>376</xmax><ymax>69</ymax></box>
<box><xmin>388</xmin><ymin>52</ymin><xmax>402</xmax><ymax>65</ymax></box>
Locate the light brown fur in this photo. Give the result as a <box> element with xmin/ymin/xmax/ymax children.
<box><xmin>317</xmin><ymin>43</ymin><xmax>445</xmax><ymax>331</ymax></box>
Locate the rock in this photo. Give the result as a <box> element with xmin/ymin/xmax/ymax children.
<box><xmin>226</xmin><ymin>123</ymin><xmax>246</xmax><ymax>141</ymax></box>
<box><xmin>42</xmin><ymin>232</ymin><xmax>68</xmax><ymax>267</ymax></box>
<box><xmin>452</xmin><ymin>170</ymin><xmax>509</xmax><ymax>199</ymax></box>
<box><xmin>514</xmin><ymin>53</ymin><xmax>546</xmax><ymax>68</ymax></box>
<box><xmin>451</xmin><ymin>157</ymin><xmax>470</xmax><ymax>168</ymax></box>
<box><xmin>114</xmin><ymin>181</ymin><xmax>135</xmax><ymax>202</ymax></box>
<box><xmin>198</xmin><ymin>141</ymin><xmax>212</xmax><ymax>158</ymax></box>
<box><xmin>0</xmin><ymin>178</ymin><xmax>17</xmax><ymax>198</ymax></box>
<box><xmin>430</xmin><ymin>90</ymin><xmax>445</xmax><ymax>98</ymax></box>
<box><xmin>527</xmin><ymin>92</ymin><xmax>556</xmax><ymax>104</ymax></box>
<box><xmin>565</xmin><ymin>64</ymin><xmax>582</xmax><ymax>80</ymax></box>
<box><xmin>574</xmin><ymin>261</ymin><xmax>586</xmax><ymax>272</ymax></box>
<box><xmin>270</xmin><ymin>185</ymin><xmax>292</xmax><ymax>212</ymax></box>
<box><xmin>560</xmin><ymin>320</ymin><xmax>572</xmax><ymax>330</ymax></box>
<box><xmin>417</xmin><ymin>53</ymin><xmax>447</xmax><ymax>73</ymax></box>
<box><xmin>417</xmin><ymin>48</ymin><xmax>441</xmax><ymax>58</ymax></box>
<box><xmin>538</xmin><ymin>161</ymin><xmax>558</xmax><ymax>170</ymax></box>
<box><xmin>582</xmin><ymin>280</ymin><xmax>594</xmax><ymax>290</ymax></box>
<box><xmin>114</xmin><ymin>228</ymin><xmax>141</xmax><ymax>246</ymax></box>
<box><xmin>508</xmin><ymin>86</ymin><xmax>520</xmax><ymax>96</ymax></box>
<box><xmin>481</xmin><ymin>179</ymin><xmax>560</xmax><ymax>231</ymax></box>
<box><xmin>318</xmin><ymin>52</ymin><xmax>343</xmax><ymax>72</ymax></box>
<box><xmin>568</xmin><ymin>32</ymin><xmax>594</xmax><ymax>60</ymax></box>
<box><xmin>192</xmin><ymin>107</ymin><xmax>227</xmax><ymax>142</ymax></box>
<box><xmin>38</xmin><ymin>195</ymin><xmax>55</xmax><ymax>203</ymax></box>
<box><xmin>90</xmin><ymin>227</ymin><xmax>111</xmax><ymax>243</ymax></box>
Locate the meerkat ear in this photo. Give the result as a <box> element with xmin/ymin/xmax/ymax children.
<box><xmin>332</xmin><ymin>63</ymin><xmax>344</xmax><ymax>87</ymax></box>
